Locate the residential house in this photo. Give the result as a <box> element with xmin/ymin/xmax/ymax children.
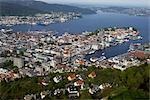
<box><xmin>67</xmin><ymin>73</ymin><xmax>76</xmax><ymax>81</ymax></box>
<box><xmin>88</xmin><ymin>71</ymin><xmax>96</xmax><ymax>78</ymax></box>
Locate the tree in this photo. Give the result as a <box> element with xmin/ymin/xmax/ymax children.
<box><xmin>2</xmin><ymin>60</ymin><xmax>14</xmax><ymax>70</ymax></box>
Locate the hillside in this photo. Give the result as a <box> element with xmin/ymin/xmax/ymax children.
<box><xmin>0</xmin><ymin>64</ymin><xmax>149</xmax><ymax>99</ymax></box>
<box><xmin>0</xmin><ymin>0</ymin><xmax>96</xmax><ymax>16</ymax></box>
<box><xmin>0</xmin><ymin>2</ymin><xmax>46</xmax><ymax>16</ymax></box>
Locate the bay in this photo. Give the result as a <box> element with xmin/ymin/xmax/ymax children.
<box><xmin>1</xmin><ymin>12</ymin><xmax>149</xmax><ymax>59</ymax></box>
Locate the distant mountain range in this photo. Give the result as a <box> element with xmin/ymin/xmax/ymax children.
<box><xmin>95</xmin><ymin>7</ymin><xmax>150</xmax><ymax>17</ymax></box>
<box><xmin>0</xmin><ymin>0</ymin><xmax>96</xmax><ymax>16</ymax></box>
<box><xmin>72</xmin><ymin>4</ymin><xmax>150</xmax><ymax>17</ymax></box>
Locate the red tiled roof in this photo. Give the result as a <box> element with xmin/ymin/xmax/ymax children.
<box><xmin>68</xmin><ymin>73</ymin><xmax>76</xmax><ymax>80</ymax></box>
<box><xmin>129</xmin><ymin>50</ymin><xmax>146</xmax><ymax>59</ymax></box>
<box><xmin>76</xmin><ymin>80</ymin><xmax>84</xmax><ymax>85</ymax></box>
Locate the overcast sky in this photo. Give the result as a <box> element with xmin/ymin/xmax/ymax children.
<box><xmin>37</xmin><ymin>0</ymin><xmax>149</xmax><ymax>7</ymax></box>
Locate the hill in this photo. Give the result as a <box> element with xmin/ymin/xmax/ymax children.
<box><xmin>0</xmin><ymin>2</ymin><xmax>45</xmax><ymax>16</ymax></box>
<box><xmin>0</xmin><ymin>0</ymin><xmax>96</xmax><ymax>16</ymax></box>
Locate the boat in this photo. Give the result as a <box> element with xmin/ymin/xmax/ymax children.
<box><xmin>37</xmin><ymin>22</ymin><xmax>49</xmax><ymax>26</ymax></box>
<box><xmin>98</xmin><ymin>56</ymin><xmax>106</xmax><ymax>61</ymax></box>
<box><xmin>88</xmin><ymin>50</ymin><xmax>95</xmax><ymax>54</ymax></box>
<box><xmin>132</xmin><ymin>36</ymin><xmax>143</xmax><ymax>40</ymax></box>
<box><xmin>137</xmin><ymin>36</ymin><xmax>143</xmax><ymax>39</ymax></box>
<box><xmin>6</xmin><ymin>24</ymin><xmax>13</xmax><ymax>27</ymax></box>
<box><xmin>31</xmin><ymin>22</ymin><xmax>37</xmax><ymax>25</ymax></box>
<box><xmin>90</xmin><ymin>57</ymin><xmax>98</xmax><ymax>62</ymax></box>
<box><xmin>128</xmin><ymin>43</ymin><xmax>141</xmax><ymax>52</ymax></box>
<box><xmin>102</xmin><ymin>52</ymin><xmax>105</xmax><ymax>55</ymax></box>
<box><xmin>1</xmin><ymin>28</ymin><xmax>13</xmax><ymax>33</ymax></box>
<box><xmin>128</xmin><ymin>43</ymin><xmax>134</xmax><ymax>52</ymax></box>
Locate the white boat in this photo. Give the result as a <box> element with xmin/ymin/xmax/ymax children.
<box><xmin>102</xmin><ymin>52</ymin><xmax>105</xmax><ymax>55</ymax></box>
<box><xmin>137</xmin><ymin>36</ymin><xmax>143</xmax><ymax>39</ymax></box>
<box><xmin>1</xmin><ymin>28</ymin><xmax>13</xmax><ymax>33</ymax></box>
<box><xmin>90</xmin><ymin>57</ymin><xmax>98</xmax><ymax>62</ymax></box>
<box><xmin>99</xmin><ymin>56</ymin><xmax>106</xmax><ymax>61</ymax></box>
<box><xmin>132</xmin><ymin>36</ymin><xmax>143</xmax><ymax>40</ymax></box>
<box><xmin>31</xmin><ymin>22</ymin><xmax>37</xmax><ymax>25</ymax></box>
<box><xmin>6</xmin><ymin>24</ymin><xmax>12</xmax><ymax>27</ymax></box>
<box><xmin>88</xmin><ymin>50</ymin><xmax>95</xmax><ymax>54</ymax></box>
<box><xmin>128</xmin><ymin>43</ymin><xmax>134</xmax><ymax>52</ymax></box>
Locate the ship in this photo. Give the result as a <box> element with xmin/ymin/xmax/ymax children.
<box><xmin>98</xmin><ymin>56</ymin><xmax>106</xmax><ymax>61</ymax></box>
<box><xmin>102</xmin><ymin>52</ymin><xmax>105</xmax><ymax>55</ymax></box>
<box><xmin>128</xmin><ymin>43</ymin><xmax>141</xmax><ymax>52</ymax></box>
<box><xmin>1</xmin><ymin>28</ymin><xmax>13</xmax><ymax>33</ymax></box>
<box><xmin>132</xmin><ymin>36</ymin><xmax>143</xmax><ymax>40</ymax></box>
<box><xmin>90</xmin><ymin>57</ymin><xmax>98</xmax><ymax>62</ymax></box>
<box><xmin>128</xmin><ymin>43</ymin><xmax>134</xmax><ymax>52</ymax></box>
<box><xmin>37</xmin><ymin>22</ymin><xmax>49</xmax><ymax>26</ymax></box>
<box><xmin>88</xmin><ymin>50</ymin><xmax>95</xmax><ymax>54</ymax></box>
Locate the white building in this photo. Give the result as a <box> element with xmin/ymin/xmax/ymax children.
<box><xmin>13</xmin><ymin>58</ymin><xmax>24</xmax><ymax>68</ymax></box>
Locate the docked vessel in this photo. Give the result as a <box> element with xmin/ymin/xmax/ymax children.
<box><xmin>128</xmin><ymin>43</ymin><xmax>141</xmax><ymax>52</ymax></box>
<box><xmin>38</xmin><ymin>22</ymin><xmax>49</xmax><ymax>26</ymax></box>
<box><xmin>90</xmin><ymin>57</ymin><xmax>98</xmax><ymax>62</ymax></box>
<box><xmin>88</xmin><ymin>50</ymin><xmax>95</xmax><ymax>54</ymax></box>
<box><xmin>98</xmin><ymin>56</ymin><xmax>106</xmax><ymax>61</ymax></box>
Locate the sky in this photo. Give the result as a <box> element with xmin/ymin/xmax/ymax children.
<box><xmin>38</xmin><ymin>0</ymin><xmax>149</xmax><ymax>7</ymax></box>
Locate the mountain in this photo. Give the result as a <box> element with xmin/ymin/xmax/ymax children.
<box><xmin>94</xmin><ymin>6</ymin><xmax>150</xmax><ymax>17</ymax></box>
<box><xmin>0</xmin><ymin>2</ymin><xmax>46</xmax><ymax>16</ymax></box>
<box><xmin>0</xmin><ymin>0</ymin><xmax>96</xmax><ymax>16</ymax></box>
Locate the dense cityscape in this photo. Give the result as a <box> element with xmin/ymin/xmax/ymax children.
<box><xmin>0</xmin><ymin>0</ymin><xmax>149</xmax><ymax>100</ymax></box>
<box><xmin>0</xmin><ymin>26</ymin><xmax>149</xmax><ymax>99</ymax></box>
<box><xmin>0</xmin><ymin>12</ymin><xmax>81</xmax><ymax>26</ymax></box>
